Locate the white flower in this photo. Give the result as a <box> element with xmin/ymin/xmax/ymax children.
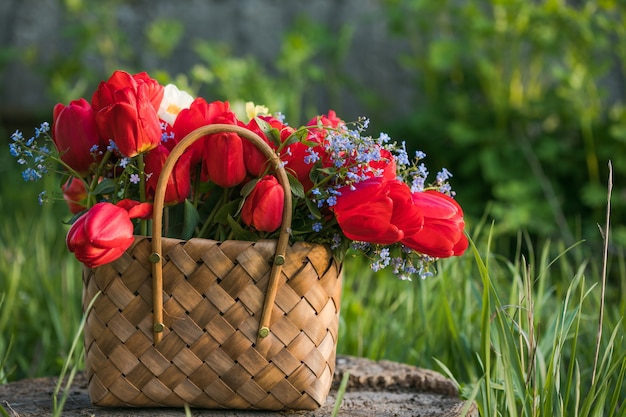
<box><xmin>157</xmin><ymin>84</ymin><xmax>194</xmax><ymax>126</ymax></box>
<box><xmin>245</xmin><ymin>102</ymin><xmax>269</xmax><ymax>121</ymax></box>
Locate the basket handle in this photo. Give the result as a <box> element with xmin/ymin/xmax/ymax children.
<box><xmin>150</xmin><ymin>124</ymin><xmax>293</xmax><ymax>345</ymax></box>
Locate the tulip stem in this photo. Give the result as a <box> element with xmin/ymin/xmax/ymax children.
<box><xmin>192</xmin><ymin>165</ymin><xmax>202</xmax><ymax>208</ymax></box>
<box><xmin>196</xmin><ymin>186</ymin><xmax>230</xmax><ymax>239</ymax></box>
<box><xmin>86</xmin><ymin>149</ymin><xmax>113</xmax><ymax>207</ymax></box>
<box><xmin>138</xmin><ymin>153</ymin><xmax>148</xmax><ymax>236</ymax></box>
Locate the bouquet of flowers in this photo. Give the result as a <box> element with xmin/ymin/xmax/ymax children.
<box><xmin>9</xmin><ymin>70</ymin><xmax>467</xmax><ymax>279</ymax></box>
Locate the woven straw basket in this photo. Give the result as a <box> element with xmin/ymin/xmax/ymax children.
<box><xmin>82</xmin><ymin>124</ymin><xmax>343</xmax><ymax>410</ymax></box>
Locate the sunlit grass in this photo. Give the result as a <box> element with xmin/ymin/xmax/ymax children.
<box><xmin>338</xmin><ymin>223</ymin><xmax>626</xmax><ymax>416</ymax></box>
<box><xmin>0</xmin><ymin>214</ymin><xmax>82</xmax><ymax>381</ymax></box>
<box><xmin>0</xmin><ymin>152</ymin><xmax>83</xmax><ymax>382</ymax></box>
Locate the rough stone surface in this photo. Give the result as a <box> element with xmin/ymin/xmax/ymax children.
<box><xmin>0</xmin><ymin>355</ymin><xmax>478</xmax><ymax>417</ymax></box>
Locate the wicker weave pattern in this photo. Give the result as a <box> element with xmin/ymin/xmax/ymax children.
<box><xmin>83</xmin><ymin>236</ymin><xmax>342</xmax><ymax>410</ymax></box>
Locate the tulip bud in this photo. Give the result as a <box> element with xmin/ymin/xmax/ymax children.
<box><xmin>62</xmin><ymin>177</ymin><xmax>88</xmax><ymax>214</ymax></box>
<box><xmin>66</xmin><ymin>202</ymin><xmax>135</xmax><ymax>268</ymax></box>
<box><xmin>145</xmin><ymin>145</ymin><xmax>192</xmax><ymax>205</ymax></box>
<box><xmin>52</xmin><ymin>98</ymin><xmax>103</xmax><ymax>175</ymax></box>
<box><xmin>203</xmin><ymin>131</ymin><xmax>247</xmax><ymax>188</ymax></box>
<box><xmin>241</xmin><ymin>176</ymin><xmax>284</xmax><ymax>233</ymax></box>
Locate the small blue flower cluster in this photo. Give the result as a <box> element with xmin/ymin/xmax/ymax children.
<box><xmin>8</xmin><ymin>123</ymin><xmax>52</xmax><ymax>185</ymax></box>
<box><xmin>298</xmin><ymin>116</ymin><xmax>456</xmax><ymax>279</ymax></box>
<box><xmin>304</xmin><ymin>116</ymin><xmax>455</xmax><ymax>221</ymax></box>
<box><xmin>353</xmin><ymin>241</ymin><xmax>436</xmax><ymax>280</ymax></box>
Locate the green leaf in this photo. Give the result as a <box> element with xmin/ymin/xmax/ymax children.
<box><xmin>301</xmin><ymin>138</ymin><xmax>320</xmax><ymax>147</ymax></box>
<box><xmin>92</xmin><ymin>178</ymin><xmax>116</xmax><ymax>195</ymax></box>
<box><xmin>181</xmin><ymin>199</ymin><xmax>200</xmax><ymax>240</ymax></box>
<box><xmin>282</xmin><ymin>132</ymin><xmax>304</xmax><ymax>147</ymax></box>
<box><xmin>308</xmin><ymin>164</ymin><xmax>326</xmax><ymax>184</ymax></box>
<box><xmin>253</xmin><ymin>116</ymin><xmax>272</xmax><ymax>133</ymax></box>
<box><xmin>288</xmin><ymin>126</ymin><xmax>312</xmax><ymax>143</ymax></box>
<box><xmin>253</xmin><ymin>117</ymin><xmax>282</xmax><ymax>147</ymax></box>
<box><xmin>287</xmin><ymin>172</ymin><xmax>305</xmax><ymax>199</ymax></box>
<box><xmin>63</xmin><ymin>209</ymin><xmax>87</xmax><ymax>225</ymax></box>
<box><xmin>226</xmin><ymin>215</ymin><xmax>258</xmax><ymax>241</ymax></box>
<box><xmin>305</xmin><ymin>197</ymin><xmax>322</xmax><ymax>220</ymax></box>
<box><xmin>240</xmin><ymin>178</ymin><xmax>259</xmax><ymax>199</ymax></box>
<box><xmin>316</xmin><ymin>167</ymin><xmax>335</xmax><ymax>175</ymax></box>
<box><xmin>214</xmin><ymin>199</ymin><xmax>242</xmax><ymax>224</ymax></box>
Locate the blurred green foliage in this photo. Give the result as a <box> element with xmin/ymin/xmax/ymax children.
<box><xmin>2</xmin><ymin>0</ymin><xmax>625</xmax><ymax>251</ymax></box>
<box><xmin>380</xmin><ymin>0</ymin><xmax>626</xmax><ymax>250</ymax></box>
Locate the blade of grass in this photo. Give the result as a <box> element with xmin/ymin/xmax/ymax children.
<box><xmin>592</xmin><ymin>161</ymin><xmax>612</xmax><ymax>386</ymax></box>
<box><xmin>562</xmin><ymin>268</ymin><xmax>588</xmax><ymax>413</ymax></box>
<box><xmin>579</xmin><ymin>323</ymin><xmax>622</xmax><ymax>417</ymax></box>
<box><xmin>607</xmin><ymin>353</ymin><xmax>626</xmax><ymax>417</ymax></box>
<box><xmin>331</xmin><ymin>370</ymin><xmax>350</xmax><ymax>417</ymax></box>
<box><xmin>469</xmin><ymin>226</ymin><xmax>494</xmax><ymax>416</ymax></box>
<box><xmin>52</xmin><ymin>291</ymin><xmax>100</xmax><ymax>417</ymax></box>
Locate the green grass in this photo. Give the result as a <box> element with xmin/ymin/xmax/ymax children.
<box><xmin>337</xmin><ymin>221</ymin><xmax>626</xmax><ymax>415</ymax></box>
<box><xmin>0</xmin><ymin>152</ymin><xmax>625</xmax><ymax>415</ymax></box>
<box><xmin>0</xmin><ymin>151</ymin><xmax>83</xmax><ymax>382</ymax></box>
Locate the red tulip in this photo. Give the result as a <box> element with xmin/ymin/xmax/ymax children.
<box><xmin>52</xmin><ymin>98</ymin><xmax>103</xmax><ymax>175</ymax></box>
<box><xmin>282</xmin><ymin>141</ymin><xmax>320</xmax><ymax>191</ymax></box>
<box><xmin>114</xmin><ymin>199</ymin><xmax>153</xmax><ymax>220</ymax></box>
<box><xmin>241</xmin><ymin>175</ymin><xmax>284</xmax><ymax>233</ymax></box>
<box><xmin>243</xmin><ymin>116</ymin><xmax>293</xmax><ymax>177</ymax></box>
<box><xmin>172</xmin><ymin>99</ymin><xmax>242</xmax><ymax>172</ymax></box>
<box><xmin>130</xmin><ymin>72</ymin><xmax>166</xmax><ymax>111</ymax></box>
<box><xmin>333</xmin><ymin>178</ymin><xmax>423</xmax><ymax>244</ymax></box>
<box><xmin>66</xmin><ymin>202</ymin><xmax>135</xmax><ymax>268</ymax></box>
<box><xmin>172</xmin><ymin>99</ymin><xmax>253</xmax><ymax>188</ymax></box>
<box><xmin>92</xmin><ymin>70</ymin><xmax>163</xmax><ymax>113</ymax></box>
<box><xmin>66</xmin><ymin>200</ymin><xmax>152</xmax><ymax>268</ymax></box>
<box><xmin>402</xmin><ymin>190</ymin><xmax>468</xmax><ymax>258</ymax></box>
<box><xmin>198</xmin><ymin>130</ymin><xmax>245</xmax><ymax>188</ymax></box>
<box><xmin>172</xmin><ymin>98</ymin><xmax>215</xmax><ymax>163</ymax></box>
<box><xmin>144</xmin><ymin>145</ymin><xmax>192</xmax><ymax>205</ymax></box>
<box><xmin>62</xmin><ymin>177</ymin><xmax>88</xmax><ymax>214</ymax></box>
<box><xmin>306</xmin><ymin>110</ymin><xmax>344</xmax><ymax>142</ymax></box>
<box><xmin>365</xmin><ymin>148</ymin><xmax>397</xmax><ymax>181</ymax></box>
<box><xmin>281</xmin><ymin>110</ymin><xmax>344</xmax><ymax>190</ymax></box>
<box><xmin>92</xmin><ymin>70</ymin><xmax>164</xmax><ymax>157</ymax></box>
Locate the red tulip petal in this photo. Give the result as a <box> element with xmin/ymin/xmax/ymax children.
<box><xmin>84</xmin><ymin>203</ymin><xmax>134</xmax><ymax>248</ymax></box>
